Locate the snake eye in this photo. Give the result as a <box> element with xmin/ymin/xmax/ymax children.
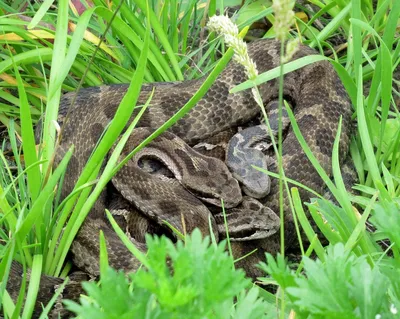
<box><xmin>137</xmin><ymin>156</ymin><xmax>175</xmax><ymax>178</ymax></box>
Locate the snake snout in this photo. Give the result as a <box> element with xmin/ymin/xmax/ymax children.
<box><xmin>187</xmin><ymin>178</ymin><xmax>242</xmax><ymax>209</ymax></box>
<box><xmin>241</xmin><ymin>173</ymin><xmax>271</xmax><ymax>199</ymax></box>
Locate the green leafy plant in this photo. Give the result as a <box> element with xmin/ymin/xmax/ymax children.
<box><xmin>65</xmin><ymin>229</ymin><xmax>274</xmax><ymax>319</ymax></box>
<box><xmin>261</xmin><ymin>243</ymin><xmax>400</xmax><ymax>319</ymax></box>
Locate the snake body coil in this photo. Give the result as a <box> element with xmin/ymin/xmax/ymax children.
<box><xmin>9</xmin><ymin>39</ymin><xmax>352</xmax><ymax>317</ymax></box>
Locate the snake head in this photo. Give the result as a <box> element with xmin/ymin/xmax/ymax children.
<box><xmin>179</xmin><ymin>152</ymin><xmax>243</xmax><ymax>209</ymax></box>
<box><xmin>226</xmin><ymin>127</ymin><xmax>271</xmax><ymax>199</ymax></box>
<box><xmin>214</xmin><ymin>197</ymin><xmax>280</xmax><ymax>241</ymax></box>
<box><xmin>127</xmin><ymin>130</ymin><xmax>243</xmax><ymax>209</ymax></box>
<box><xmin>231</xmin><ymin>148</ymin><xmax>271</xmax><ymax>199</ymax></box>
<box><xmin>186</xmin><ymin>175</ymin><xmax>243</xmax><ymax>209</ymax></box>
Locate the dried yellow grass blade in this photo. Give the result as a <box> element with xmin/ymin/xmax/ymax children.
<box><xmin>0</xmin><ymin>30</ymin><xmax>54</xmax><ymax>41</ymax></box>
<box><xmin>68</xmin><ymin>21</ymin><xmax>119</xmax><ymax>60</ymax></box>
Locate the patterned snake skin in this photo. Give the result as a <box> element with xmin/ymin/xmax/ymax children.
<box><xmin>8</xmin><ymin>38</ymin><xmax>352</xmax><ymax>317</ymax></box>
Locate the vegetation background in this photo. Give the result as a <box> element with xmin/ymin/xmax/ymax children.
<box><xmin>0</xmin><ymin>0</ymin><xmax>399</xmax><ymax>318</ymax></box>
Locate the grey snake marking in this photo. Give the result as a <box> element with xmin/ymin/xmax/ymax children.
<box><xmin>7</xmin><ymin>38</ymin><xmax>352</xmax><ymax>317</ymax></box>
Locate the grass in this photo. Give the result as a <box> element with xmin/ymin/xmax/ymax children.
<box><xmin>0</xmin><ymin>0</ymin><xmax>399</xmax><ymax>318</ymax></box>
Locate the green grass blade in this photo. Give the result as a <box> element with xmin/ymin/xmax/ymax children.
<box><xmin>37</xmin><ymin>278</ymin><xmax>69</xmax><ymax>319</ymax></box>
<box><xmin>330</xmin><ymin>60</ymin><xmax>357</xmax><ymax>107</ymax></box>
<box><xmin>284</xmin><ymin>100</ymin><xmax>340</xmax><ymax>202</ymax></box>
<box><xmin>0</xmin><ymin>48</ymin><xmax>53</xmax><ymax>75</ymax></box>
<box><xmin>381</xmin><ymin>0</ymin><xmax>400</xmax><ymax>48</ymax></box>
<box><xmin>105</xmin><ymin>209</ymin><xmax>150</xmax><ymax>268</ymax></box>
<box><xmin>27</xmin><ymin>0</ymin><xmax>55</xmax><ymax>29</ymax></box>
<box><xmin>291</xmin><ymin>188</ymin><xmax>325</xmax><ymax>261</ymax></box>
<box><xmin>230</xmin><ymin>55</ymin><xmax>330</xmax><ymax>93</ymax></box>
<box><xmin>309</xmin><ymin>2</ymin><xmax>351</xmax><ymax>48</ymax></box>
<box><xmin>0</xmin><ymin>241</ymin><xmax>17</xmax><ymax>317</ymax></box>
<box><xmin>117</xmin><ymin>1</ymin><xmax>175</xmax><ymax>80</ymax></box>
<box><xmin>355</xmin><ymin>67</ymin><xmax>384</xmax><ymax>189</ymax></box>
<box><xmin>126</xmin><ymin>0</ymin><xmax>183</xmax><ymax>80</ymax></box>
<box><xmin>21</xmin><ymin>255</ymin><xmax>42</xmax><ymax>319</ymax></box>
<box><xmin>344</xmin><ymin>193</ymin><xmax>377</xmax><ymax>255</ymax></box>
<box><xmin>99</xmin><ymin>230</ymin><xmax>109</xmax><ymax>277</ymax></box>
<box><xmin>15</xmin><ymin>66</ymin><xmax>41</xmax><ymax>203</ymax></box>
<box><xmin>0</xmin><ymin>183</ymin><xmax>17</xmax><ymax>234</ymax></box>
<box><xmin>16</xmin><ymin>146</ymin><xmax>73</xmax><ymax>241</ymax></box>
<box><xmin>41</xmin><ymin>0</ymin><xmax>69</xmax><ymax>175</ymax></box>
<box><xmin>350</xmin><ymin>0</ymin><xmax>362</xmax><ymax>83</ymax></box>
<box><xmin>95</xmin><ymin>7</ymin><xmax>172</xmax><ymax>81</ymax></box>
<box><xmin>49</xmin><ymin>7</ymin><xmax>98</xmax><ymax>100</ymax></box>
<box><xmin>331</xmin><ymin>118</ymin><xmax>355</xmax><ymax>221</ymax></box>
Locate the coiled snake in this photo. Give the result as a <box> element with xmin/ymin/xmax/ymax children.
<box><xmin>7</xmin><ymin>38</ymin><xmax>353</xmax><ymax>317</ymax></box>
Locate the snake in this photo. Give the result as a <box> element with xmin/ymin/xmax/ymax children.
<box><xmin>6</xmin><ymin>38</ymin><xmax>353</xmax><ymax>317</ymax></box>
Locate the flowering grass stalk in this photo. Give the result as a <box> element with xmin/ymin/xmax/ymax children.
<box><xmin>207</xmin><ymin>12</ymin><xmax>300</xmax><ymax>256</ymax></box>
<box><xmin>271</xmin><ymin>0</ymin><xmax>299</xmax><ymax>259</ymax></box>
<box><xmin>208</xmin><ymin>9</ymin><xmax>299</xmax><ymax>318</ymax></box>
<box><xmin>271</xmin><ymin>2</ymin><xmax>298</xmax><ymax>316</ymax></box>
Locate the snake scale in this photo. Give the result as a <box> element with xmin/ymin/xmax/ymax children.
<box><xmin>7</xmin><ymin>38</ymin><xmax>352</xmax><ymax>317</ymax></box>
